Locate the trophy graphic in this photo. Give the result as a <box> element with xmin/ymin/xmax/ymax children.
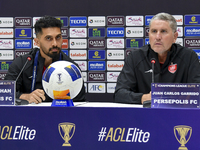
<box><xmin>58</xmin><ymin>122</ymin><xmax>75</xmax><ymax>146</ymax></box>
<box><xmin>174</xmin><ymin>125</ymin><xmax>192</xmax><ymax>150</ymax></box>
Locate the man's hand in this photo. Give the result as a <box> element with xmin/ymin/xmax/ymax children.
<box><xmin>19</xmin><ymin>89</ymin><xmax>46</xmax><ymax>104</ymax></box>
<box><xmin>141</xmin><ymin>92</ymin><xmax>151</xmax><ymax>104</ymax></box>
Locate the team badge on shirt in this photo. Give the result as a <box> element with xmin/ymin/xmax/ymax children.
<box><xmin>168</xmin><ymin>63</ymin><xmax>177</xmax><ymax>73</ymax></box>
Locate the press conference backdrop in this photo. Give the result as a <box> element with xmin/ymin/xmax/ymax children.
<box><xmin>0</xmin><ymin>0</ymin><xmax>200</xmax><ymax>102</ymax></box>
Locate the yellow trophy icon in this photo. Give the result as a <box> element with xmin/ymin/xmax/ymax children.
<box><xmin>174</xmin><ymin>125</ymin><xmax>192</xmax><ymax>150</ymax></box>
<box><xmin>58</xmin><ymin>122</ymin><xmax>75</xmax><ymax>146</ymax></box>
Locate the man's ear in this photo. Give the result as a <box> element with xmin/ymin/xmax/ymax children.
<box><xmin>34</xmin><ymin>38</ymin><xmax>40</xmax><ymax>47</ymax></box>
<box><xmin>173</xmin><ymin>31</ymin><xmax>178</xmax><ymax>43</ymax></box>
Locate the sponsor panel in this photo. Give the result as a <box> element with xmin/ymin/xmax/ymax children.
<box><xmin>88</xmin><ymin>50</ymin><xmax>105</xmax><ymax>60</ymax></box>
<box><xmin>0</xmin><ymin>28</ymin><xmax>14</xmax><ymax>38</ymax></box>
<box><xmin>107</xmin><ymin>38</ymin><xmax>124</xmax><ymax>48</ymax></box>
<box><xmin>61</xmin><ymin>28</ymin><xmax>68</xmax><ymax>38</ymax></box>
<box><xmin>193</xmin><ymin>49</ymin><xmax>200</xmax><ymax>59</ymax></box>
<box><xmin>88</xmin><ymin>16</ymin><xmax>106</xmax><ymax>26</ymax></box>
<box><xmin>0</xmin><ymin>50</ymin><xmax>14</xmax><ymax>60</ymax></box>
<box><xmin>70</xmin><ymin>17</ymin><xmax>87</xmax><ymax>26</ymax></box>
<box><xmin>70</xmin><ymin>50</ymin><xmax>87</xmax><ymax>60</ymax></box>
<box><xmin>176</xmin><ymin>38</ymin><xmax>183</xmax><ymax>46</ymax></box>
<box><xmin>177</xmin><ymin>27</ymin><xmax>183</xmax><ymax>37</ymax></box>
<box><xmin>82</xmin><ymin>72</ymin><xmax>87</xmax><ymax>82</ymax></box>
<box><xmin>70</xmin><ymin>39</ymin><xmax>87</xmax><ymax>49</ymax></box>
<box><xmin>184</xmin><ymin>38</ymin><xmax>200</xmax><ymax>48</ymax></box>
<box><xmin>88</xmin><ymin>61</ymin><xmax>106</xmax><ymax>71</ymax></box>
<box><xmin>88</xmin><ymin>83</ymin><xmax>106</xmax><ymax>93</ymax></box>
<box><xmin>88</xmin><ymin>72</ymin><xmax>106</xmax><ymax>82</ymax></box>
<box><xmin>125</xmin><ymin>49</ymin><xmax>133</xmax><ymax>56</ymax></box>
<box><xmin>62</xmin><ymin>39</ymin><xmax>68</xmax><ymax>49</ymax></box>
<box><xmin>74</xmin><ymin>61</ymin><xmax>87</xmax><ymax>71</ymax></box>
<box><xmin>33</xmin><ymin>39</ymin><xmax>39</xmax><ymax>48</ymax></box>
<box><xmin>32</xmin><ymin>17</ymin><xmax>41</xmax><ymax>27</ymax></box>
<box><xmin>61</xmin><ymin>50</ymin><xmax>68</xmax><ymax>56</ymax></box>
<box><xmin>145</xmin><ymin>38</ymin><xmax>149</xmax><ymax>45</ymax></box>
<box><xmin>0</xmin><ymin>39</ymin><xmax>13</xmax><ymax>49</ymax></box>
<box><xmin>126</xmin><ymin>27</ymin><xmax>144</xmax><ymax>37</ymax></box>
<box><xmin>0</xmin><ymin>71</ymin><xmax>7</xmax><ymax>80</ymax></box>
<box><xmin>173</xmin><ymin>15</ymin><xmax>183</xmax><ymax>25</ymax></box>
<box><xmin>107</xmin><ymin>16</ymin><xmax>124</xmax><ymax>26</ymax></box>
<box><xmin>145</xmin><ymin>27</ymin><xmax>149</xmax><ymax>37</ymax></box>
<box><xmin>145</xmin><ymin>15</ymin><xmax>153</xmax><ymax>26</ymax></box>
<box><xmin>15</xmin><ymin>28</ymin><xmax>32</xmax><ymax>38</ymax></box>
<box><xmin>0</xmin><ymin>61</ymin><xmax>12</xmax><ymax>70</ymax></box>
<box><xmin>107</xmin><ymin>72</ymin><xmax>120</xmax><ymax>82</ymax></box>
<box><xmin>126</xmin><ymin>16</ymin><xmax>144</xmax><ymax>26</ymax></box>
<box><xmin>185</xmin><ymin>15</ymin><xmax>200</xmax><ymax>25</ymax></box>
<box><xmin>88</xmin><ymin>39</ymin><xmax>105</xmax><ymax>49</ymax></box>
<box><xmin>84</xmin><ymin>83</ymin><xmax>87</xmax><ymax>92</ymax></box>
<box><xmin>15</xmin><ymin>17</ymin><xmax>32</xmax><ymax>27</ymax></box>
<box><xmin>184</xmin><ymin>26</ymin><xmax>200</xmax><ymax>36</ymax></box>
<box><xmin>126</xmin><ymin>38</ymin><xmax>144</xmax><ymax>48</ymax></box>
<box><xmin>107</xmin><ymin>83</ymin><xmax>116</xmax><ymax>93</ymax></box>
<box><xmin>15</xmin><ymin>39</ymin><xmax>32</xmax><ymax>49</ymax></box>
<box><xmin>107</xmin><ymin>50</ymin><xmax>124</xmax><ymax>60</ymax></box>
<box><xmin>88</xmin><ymin>28</ymin><xmax>106</xmax><ymax>37</ymax></box>
<box><xmin>107</xmin><ymin>27</ymin><xmax>124</xmax><ymax>37</ymax></box>
<box><xmin>32</xmin><ymin>28</ymin><xmax>36</xmax><ymax>38</ymax></box>
<box><xmin>107</xmin><ymin>61</ymin><xmax>124</xmax><ymax>71</ymax></box>
<box><xmin>56</xmin><ymin>16</ymin><xmax>68</xmax><ymax>27</ymax></box>
<box><xmin>15</xmin><ymin>50</ymin><xmax>30</xmax><ymax>58</ymax></box>
<box><xmin>70</xmin><ymin>28</ymin><xmax>87</xmax><ymax>37</ymax></box>
<box><xmin>0</xmin><ymin>17</ymin><xmax>13</xmax><ymax>27</ymax></box>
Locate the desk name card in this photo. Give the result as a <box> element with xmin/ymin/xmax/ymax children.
<box><xmin>151</xmin><ymin>83</ymin><xmax>200</xmax><ymax>109</ymax></box>
<box><xmin>0</xmin><ymin>81</ymin><xmax>15</xmax><ymax>105</ymax></box>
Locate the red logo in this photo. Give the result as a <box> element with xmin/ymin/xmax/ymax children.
<box><xmin>62</xmin><ymin>39</ymin><xmax>68</xmax><ymax>49</ymax></box>
<box><xmin>168</xmin><ymin>64</ymin><xmax>177</xmax><ymax>73</ymax></box>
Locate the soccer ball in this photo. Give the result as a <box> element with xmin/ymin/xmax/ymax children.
<box><xmin>42</xmin><ymin>61</ymin><xmax>83</xmax><ymax>100</ymax></box>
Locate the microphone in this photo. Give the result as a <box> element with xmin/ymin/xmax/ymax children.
<box><xmin>15</xmin><ymin>56</ymin><xmax>31</xmax><ymax>82</ymax></box>
<box><xmin>143</xmin><ymin>58</ymin><xmax>156</xmax><ymax>108</ymax></box>
<box><xmin>151</xmin><ymin>58</ymin><xmax>156</xmax><ymax>83</ymax></box>
<box><xmin>15</xmin><ymin>56</ymin><xmax>32</xmax><ymax>105</ymax></box>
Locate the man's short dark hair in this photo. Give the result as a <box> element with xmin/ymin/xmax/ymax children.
<box><xmin>34</xmin><ymin>16</ymin><xmax>63</xmax><ymax>37</ymax></box>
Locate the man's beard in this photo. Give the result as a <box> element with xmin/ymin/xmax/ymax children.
<box><xmin>42</xmin><ymin>46</ymin><xmax>61</xmax><ymax>60</ymax></box>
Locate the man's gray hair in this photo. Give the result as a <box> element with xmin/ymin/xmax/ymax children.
<box><xmin>149</xmin><ymin>12</ymin><xmax>177</xmax><ymax>32</ymax></box>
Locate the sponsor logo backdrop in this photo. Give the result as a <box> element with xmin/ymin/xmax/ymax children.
<box><xmin>0</xmin><ymin>13</ymin><xmax>200</xmax><ymax>101</ymax></box>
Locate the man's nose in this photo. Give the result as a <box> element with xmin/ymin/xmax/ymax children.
<box><xmin>52</xmin><ymin>38</ymin><xmax>57</xmax><ymax>46</ymax></box>
<box><xmin>156</xmin><ymin>32</ymin><xmax>161</xmax><ymax>40</ymax></box>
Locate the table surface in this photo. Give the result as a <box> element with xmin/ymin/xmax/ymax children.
<box><xmin>27</xmin><ymin>101</ymin><xmax>143</xmax><ymax>108</ymax></box>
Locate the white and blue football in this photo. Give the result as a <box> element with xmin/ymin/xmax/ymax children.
<box><xmin>42</xmin><ymin>61</ymin><xmax>83</xmax><ymax>99</ymax></box>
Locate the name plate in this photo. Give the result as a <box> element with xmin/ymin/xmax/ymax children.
<box><xmin>151</xmin><ymin>83</ymin><xmax>200</xmax><ymax>109</ymax></box>
<box><xmin>0</xmin><ymin>81</ymin><xmax>15</xmax><ymax>105</ymax></box>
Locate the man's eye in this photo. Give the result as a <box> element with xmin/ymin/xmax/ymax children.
<box><xmin>46</xmin><ymin>37</ymin><xmax>52</xmax><ymax>40</ymax></box>
<box><xmin>161</xmin><ymin>30</ymin><xmax>167</xmax><ymax>33</ymax></box>
<box><xmin>56</xmin><ymin>36</ymin><xmax>61</xmax><ymax>40</ymax></box>
<box><xmin>151</xmin><ymin>30</ymin><xmax>157</xmax><ymax>33</ymax></box>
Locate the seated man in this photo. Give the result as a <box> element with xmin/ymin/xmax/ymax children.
<box><xmin>114</xmin><ymin>12</ymin><xmax>200</xmax><ymax>104</ymax></box>
<box><xmin>5</xmin><ymin>16</ymin><xmax>86</xmax><ymax>104</ymax></box>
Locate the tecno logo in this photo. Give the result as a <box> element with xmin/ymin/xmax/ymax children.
<box><xmin>107</xmin><ymin>28</ymin><xmax>124</xmax><ymax>37</ymax></box>
<box><xmin>70</xmin><ymin>17</ymin><xmax>87</xmax><ymax>26</ymax></box>
<box><xmin>70</xmin><ymin>20</ymin><xmax>86</xmax><ymax>24</ymax></box>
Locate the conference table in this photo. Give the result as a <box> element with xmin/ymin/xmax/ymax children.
<box><xmin>0</xmin><ymin>102</ymin><xmax>199</xmax><ymax>150</ymax></box>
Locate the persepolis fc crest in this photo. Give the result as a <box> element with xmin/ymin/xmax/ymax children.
<box><xmin>168</xmin><ymin>63</ymin><xmax>177</xmax><ymax>73</ymax></box>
